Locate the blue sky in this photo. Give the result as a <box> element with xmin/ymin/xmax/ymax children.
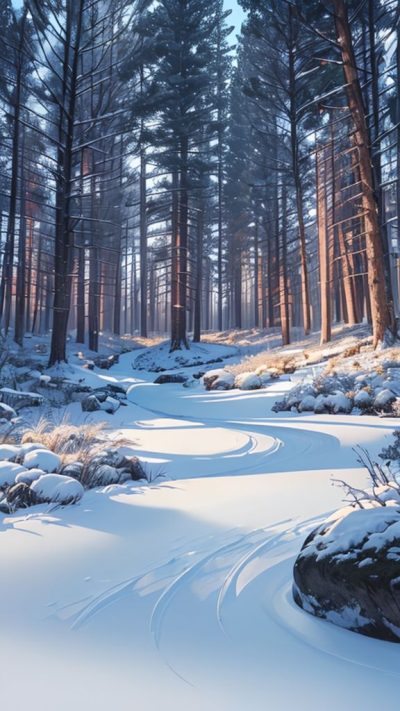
<box><xmin>224</xmin><ymin>0</ymin><xmax>246</xmax><ymax>33</ymax></box>
<box><xmin>12</xmin><ymin>0</ymin><xmax>246</xmax><ymax>29</ymax></box>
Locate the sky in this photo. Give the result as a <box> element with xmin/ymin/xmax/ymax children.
<box><xmin>224</xmin><ymin>0</ymin><xmax>246</xmax><ymax>33</ymax></box>
<box><xmin>12</xmin><ymin>0</ymin><xmax>246</xmax><ymax>31</ymax></box>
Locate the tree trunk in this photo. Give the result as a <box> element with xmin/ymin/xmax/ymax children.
<box><xmin>331</xmin><ymin>0</ymin><xmax>389</xmax><ymax>347</ymax></box>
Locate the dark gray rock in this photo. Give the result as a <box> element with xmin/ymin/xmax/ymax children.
<box><xmin>154</xmin><ymin>373</ymin><xmax>188</xmax><ymax>384</ymax></box>
<box><xmin>60</xmin><ymin>462</ymin><xmax>84</xmax><ymax>480</ymax></box>
<box><xmin>81</xmin><ymin>394</ymin><xmax>102</xmax><ymax>412</ymax></box>
<box><xmin>293</xmin><ymin>509</ymin><xmax>400</xmax><ymax>643</ymax></box>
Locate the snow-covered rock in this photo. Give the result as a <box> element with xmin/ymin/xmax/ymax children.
<box><xmin>0</xmin><ymin>444</ymin><xmax>21</xmax><ymax>461</ymax></box>
<box><xmin>293</xmin><ymin>503</ymin><xmax>400</xmax><ymax>642</ymax></box>
<box><xmin>0</xmin><ymin>461</ymin><xmax>27</xmax><ymax>488</ymax></box>
<box><xmin>0</xmin><ymin>388</ymin><xmax>44</xmax><ymax>410</ymax></box>
<box><xmin>328</xmin><ymin>391</ymin><xmax>353</xmax><ymax>414</ymax></box>
<box><xmin>81</xmin><ymin>394</ymin><xmax>102</xmax><ymax>412</ymax></box>
<box><xmin>353</xmin><ymin>390</ymin><xmax>373</xmax><ymax>410</ymax></box>
<box><xmin>382</xmin><ymin>380</ymin><xmax>400</xmax><ymax>397</ymax></box>
<box><xmin>154</xmin><ymin>373</ymin><xmax>188</xmax><ymax>384</ymax></box>
<box><xmin>15</xmin><ymin>468</ymin><xmax>44</xmax><ymax>485</ymax></box>
<box><xmin>0</xmin><ymin>403</ymin><xmax>17</xmax><ymax>421</ymax></box>
<box><xmin>234</xmin><ymin>372</ymin><xmax>262</xmax><ymax>390</ymax></box>
<box><xmin>298</xmin><ymin>395</ymin><xmax>316</xmax><ymax>412</ymax></box>
<box><xmin>85</xmin><ymin>464</ymin><xmax>121</xmax><ymax>488</ymax></box>
<box><xmin>373</xmin><ymin>388</ymin><xmax>396</xmax><ymax>411</ymax></box>
<box><xmin>59</xmin><ymin>462</ymin><xmax>84</xmax><ymax>480</ymax></box>
<box><xmin>203</xmin><ymin>369</ymin><xmax>235</xmax><ymax>391</ymax></box>
<box><xmin>99</xmin><ymin>396</ymin><xmax>120</xmax><ymax>414</ymax></box>
<box><xmin>19</xmin><ymin>442</ymin><xmax>48</xmax><ymax>456</ymax></box>
<box><xmin>23</xmin><ymin>449</ymin><xmax>61</xmax><ymax>473</ymax></box>
<box><xmin>31</xmin><ymin>474</ymin><xmax>84</xmax><ymax>505</ymax></box>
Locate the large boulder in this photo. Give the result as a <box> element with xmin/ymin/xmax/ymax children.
<box><xmin>81</xmin><ymin>394</ymin><xmax>102</xmax><ymax>412</ymax></box>
<box><xmin>0</xmin><ymin>444</ymin><xmax>21</xmax><ymax>461</ymax></box>
<box><xmin>373</xmin><ymin>388</ymin><xmax>396</xmax><ymax>412</ymax></box>
<box><xmin>84</xmin><ymin>463</ymin><xmax>121</xmax><ymax>488</ymax></box>
<box><xmin>293</xmin><ymin>503</ymin><xmax>400</xmax><ymax>642</ymax></box>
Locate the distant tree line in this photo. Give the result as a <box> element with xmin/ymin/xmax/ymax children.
<box><xmin>0</xmin><ymin>0</ymin><xmax>398</xmax><ymax>363</ymax></box>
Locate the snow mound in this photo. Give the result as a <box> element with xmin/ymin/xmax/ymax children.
<box><xmin>133</xmin><ymin>341</ymin><xmax>234</xmax><ymax>372</ymax></box>
<box><xmin>15</xmin><ymin>468</ymin><xmax>45</xmax><ymax>485</ymax></box>
<box><xmin>234</xmin><ymin>372</ymin><xmax>262</xmax><ymax>390</ymax></box>
<box><xmin>0</xmin><ymin>444</ymin><xmax>21</xmax><ymax>461</ymax></box>
<box><xmin>31</xmin><ymin>474</ymin><xmax>84</xmax><ymax>505</ymax></box>
<box><xmin>23</xmin><ymin>449</ymin><xmax>61</xmax><ymax>473</ymax></box>
<box><xmin>203</xmin><ymin>369</ymin><xmax>235</xmax><ymax>391</ymax></box>
<box><xmin>0</xmin><ymin>461</ymin><xmax>27</xmax><ymax>487</ymax></box>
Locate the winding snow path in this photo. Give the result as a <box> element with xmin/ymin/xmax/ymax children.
<box><xmin>2</xmin><ymin>349</ymin><xmax>400</xmax><ymax>710</ymax></box>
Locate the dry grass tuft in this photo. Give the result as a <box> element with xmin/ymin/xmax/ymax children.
<box><xmin>21</xmin><ymin>414</ymin><xmax>128</xmax><ymax>465</ymax></box>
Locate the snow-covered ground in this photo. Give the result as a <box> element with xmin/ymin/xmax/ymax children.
<box><xmin>2</xmin><ymin>340</ymin><xmax>400</xmax><ymax>710</ymax></box>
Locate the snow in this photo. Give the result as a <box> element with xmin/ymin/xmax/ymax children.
<box><xmin>30</xmin><ymin>474</ymin><xmax>84</xmax><ymax>505</ymax></box>
<box><xmin>23</xmin><ymin>449</ymin><xmax>61</xmax><ymax>473</ymax></box>
<box><xmin>0</xmin><ymin>461</ymin><xmax>26</xmax><ymax>487</ymax></box>
<box><xmin>0</xmin><ymin>444</ymin><xmax>21</xmax><ymax>460</ymax></box>
<box><xmin>2</xmin><ymin>338</ymin><xmax>400</xmax><ymax>709</ymax></box>
<box><xmin>234</xmin><ymin>371</ymin><xmax>262</xmax><ymax>390</ymax></box>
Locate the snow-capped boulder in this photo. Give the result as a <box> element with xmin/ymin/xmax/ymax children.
<box><xmin>0</xmin><ymin>387</ymin><xmax>44</xmax><ymax>410</ymax></box>
<box><xmin>327</xmin><ymin>391</ymin><xmax>353</xmax><ymax>414</ymax></box>
<box><xmin>354</xmin><ymin>389</ymin><xmax>373</xmax><ymax>410</ymax></box>
<box><xmin>0</xmin><ymin>461</ymin><xmax>26</xmax><ymax>488</ymax></box>
<box><xmin>314</xmin><ymin>394</ymin><xmax>328</xmax><ymax>414</ymax></box>
<box><xmin>298</xmin><ymin>395</ymin><xmax>316</xmax><ymax>412</ymax></box>
<box><xmin>0</xmin><ymin>403</ymin><xmax>17</xmax><ymax>421</ymax></box>
<box><xmin>31</xmin><ymin>474</ymin><xmax>84</xmax><ymax>505</ymax></box>
<box><xmin>15</xmin><ymin>468</ymin><xmax>44</xmax><ymax>485</ymax></box>
<box><xmin>85</xmin><ymin>464</ymin><xmax>120</xmax><ymax>488</ymax></box>
<box><xmin>373</xmin><ymin>388</ymin><xmax>396</xmax><ymax>411</ymax></box>
<box><xmin>154</xmin><ymin>373</ymin><xmax>188</xmax><ymax>384</ymax></box>
<box><xmin>234</xmin><ymin>372</ymin><xmax>262</xmax><ymax>390</ymax></box>
<box><xmin>59</xmin><ymin>462</ymin><xmax>84</xmax><ymax>480</ymax></box>
<box><xmin>293</xmin><ymin>504</ymin><xmax>400</xmax><ymax>642</ymax></box>
<box><xmin>19</xmin><ymin>442</ymin><xmax>48</xmax><ymax>456</ymax></box>
<box><xmin>99</xmin><ymin>396</ymin><xmax>120</xmax><ymax>414</ymax></box>
<box><xmin>0</xmin><ymin>444</ymin><xmax>21</xmax><ymax>461</ymax></box>
<box><xmin>382</xmin><ymin>380</ymin><xmax>400</xmax><ymax>397</ymax></box>
<box><xmin>203</xmin><ymin>369</ymin><xmax>235</xmax><ymax>391</ymax></box>
<box><xmin>6</xmin><ymin>482</ymin><xmax>37</xmax><ymax>509</ymax></box>
<box><xmin>81</xmin><ymin>394</ymin><xmax>102</xmax><ymax>412</ymax></box>
<box><xmin>23</xmin><ymin>449</ymin><xmax>61</xmax><ymax>473</ymax></box>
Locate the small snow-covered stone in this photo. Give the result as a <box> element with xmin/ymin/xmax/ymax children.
<box><xmin>0</xmin><ymin>403</ymin><xmax>17</xmax><ymax>421</ymax></box>
<box><xmin>314</xmin><ymin>394</ymin><xmax>328</xmax><ymax>414</ymax></box>
<box><xmin>382</xmin><ymin>380</ymin><xmax>400</xmax><ymax>397</ymax></box>
<box><xmin>234</xmin><ymin>372</ymin><xmax>262</xmax><ymax>390</ymax></box>
<box><xmin>23</xmin><ymin>449</ymin><xmax>61</xmax><ymax>473</ymax></box>
<box><xmin>374</xmin><ymin>389</ymin><xmax>396</xmax><ymax>410</ymax></box>
<box><xmin>0</xmin><ymin>387</ymin><xmax>44</xmax><ymax>409</ymax></box>
<box><xmin>354</xmin><ymin>390</ymin><xmax>373</xmax><ymax>409</ymax></box>
<box><xmin>298</xmin><ymin>395</ymin><xmax>316</xmax><ymax>412</ymax></box>
<box><xmin>19</xmin><ymin>442</ymin><xmax>48</xmax><ymax>455</ymax></box>
<box><xmin>0</xmin><ymin>461</ymin><xmax>27</xmax><ymax>488</ymax></box>
<box><xmin>0</xmin><ymin>444</ymin><xmax>21</xmax><ymax>461</ymax></box>
<box><xmin>31</xmin><ymin>474</ymin><xmax>84</xmax><ymax>505</ymax></box>
<box><xmin>204</xmin><ymin>369</ymin><xmax>235</xmax><ymax>391</ymax></box>
<box><xmin>329</xmin><ymin>392</ymin><xmax>353</xmax><ymax>414</ymax></box>
<box><xmin>15</xmin><ymin>468</ymin><xmax>44</xmax><ymax>485</ymax></box>
<box><xmin>81</xmin><ymin>394</ymin><xmax>102</xmax><ymax>412</ymax></box>
<box><xmin>99</xmin><ymin>396</ymin><xmax>120</xmax><ymax>414</ymax></box>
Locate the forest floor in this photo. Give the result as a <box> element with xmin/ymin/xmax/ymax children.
<box><xmin>2</xmin><ymin>327</ymin><xmax>400</xmax><ymax>710</ymax></box>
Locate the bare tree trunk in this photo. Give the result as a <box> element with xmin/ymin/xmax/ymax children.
<box><xmin>331</xmin><ymin>0</ymin><xmax>390</xmax><ymax>347</ymax></box>
<box><xmin>317</xmin><ymin>145</ymin><xmax>331</xmax><ymax>344</ymax></box>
